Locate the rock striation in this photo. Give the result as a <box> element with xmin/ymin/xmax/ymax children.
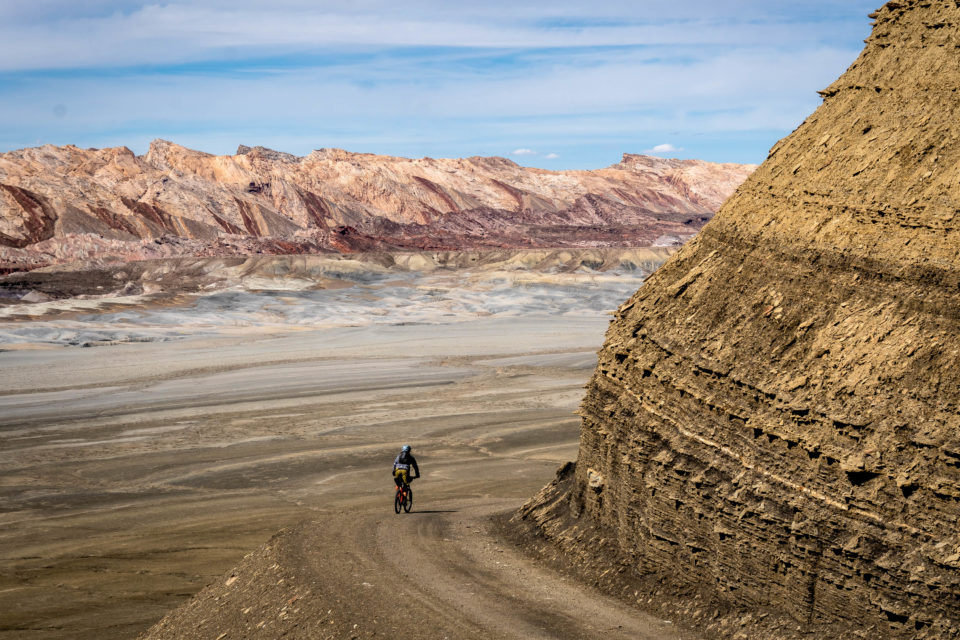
<box><xmin>518</xmin><ymin>2</ymin><xmax>960</xmax><ymax>638</ymax></box>
<box><xmin>0</xmin><ymin>141</ymin><xmax>753</xmax><ymax>271</ymax></box>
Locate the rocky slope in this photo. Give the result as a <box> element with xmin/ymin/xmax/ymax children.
<box><xmin>517</xmin><ymin>2</ymin><xmax>960</xmax><ymax>639</ymax></box>
<box><xmin>0</xmin><ymin>142</ymin><xmax>753</xmax><ymax>271</ymax></box>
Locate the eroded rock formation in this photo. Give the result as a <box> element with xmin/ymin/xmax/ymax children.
<box><xmin>518</xmin><ymin>2</ymin><xmax>960</xmax><ymax>638</ymax></box>
<box><xmin>0</xmin><ymin>141</ymin><xmax>754</xmax><ymax>271</ymax></box>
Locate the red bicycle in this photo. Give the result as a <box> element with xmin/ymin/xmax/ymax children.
<box><xmin>394</xmin><ymin>481</ymin><xmax>413</xmax><ymax>513</ymax></box>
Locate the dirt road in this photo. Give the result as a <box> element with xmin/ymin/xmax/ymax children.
<box><xmin>145</xmin><ymin>496</ymin><xmax>687</xmax><ymax>640</ymax></box>
<box><xmin>334</xmin><ymin>500</ymin><xmax>681</xmax><ymax>639</ymax></box>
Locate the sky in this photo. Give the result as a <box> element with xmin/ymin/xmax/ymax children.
<box><xmin>0</xmin><ymin>1</ymin><xmax>880</xmax><ymax>169</ymax></box>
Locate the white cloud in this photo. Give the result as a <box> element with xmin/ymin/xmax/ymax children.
<box><xmin>512</xmin><ymin>148</ymin><xmax>537</xmax><ymax>155</ymax></box>
<box><xmin>544</xmin><ymin>153</ymin><xmax>559</xmax><ymax>159</ymax></box>
<box><xmin>647</xmin><ymin>143</ymin><xmax>682</xmax><ymax>153</ymax></box>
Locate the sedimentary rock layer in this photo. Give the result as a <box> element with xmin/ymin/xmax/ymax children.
<box><xmin>519</xmin><ymin>2</ymin><xmax>960</xmax><ymax>638</ymax></box>
<box><xmin>0</xmin><ymin>141</ymin><xmax>753</xmax><ymax>270</ymax></box>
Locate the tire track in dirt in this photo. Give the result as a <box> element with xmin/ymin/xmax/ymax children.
<box><xmin>278</xmin><ymin>499</ymin><xmax>690</xmax><ymax>639</ymax></box>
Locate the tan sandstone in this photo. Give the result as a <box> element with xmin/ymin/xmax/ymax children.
<box><xmin>518</xmin><ymin>2</ymin><xmax>960</xmax><ymax>639</ymax></box>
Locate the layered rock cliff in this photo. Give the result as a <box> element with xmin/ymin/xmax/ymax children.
<box><xmin>518</xmin><ymin>2</ymin><xmax>960</xmax><ymax>638</ymax></box>
<box><xmin>0</xmin><ymin>141</ymin><xmax>754</xmax><ymax>271</ymax></box>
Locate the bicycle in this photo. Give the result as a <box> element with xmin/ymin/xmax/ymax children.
<box><xmin>394</xmin><ymin>480</ymin><xmax>413</xmax><ymax>514</ymax></box>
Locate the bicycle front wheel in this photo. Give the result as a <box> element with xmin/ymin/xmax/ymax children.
<box><xmin>403</xmin><ymin>487</ymin><xmax>413</xmax><ymax>513</ymax></box>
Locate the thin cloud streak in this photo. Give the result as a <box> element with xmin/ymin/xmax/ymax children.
<box><xmin>0</xmin><ymin>47</ymin><xmax>852</xmax><ymax>123</ymax></box>
<box><xmin>0</xmin><ymin>2</ymin><xmax>874</xmax><ymax>71</ymax></box>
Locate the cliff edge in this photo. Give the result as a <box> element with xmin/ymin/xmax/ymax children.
<box><xmin>517</xmin><ymin>2</ymin><xmax>960</xmax><ymax>638</ymax></box>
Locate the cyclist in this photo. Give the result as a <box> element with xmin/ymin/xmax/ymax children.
<box><xmin>393</xmin><ymin>444</ymin><xmax>420</xmax><ymax>488</ymax></box>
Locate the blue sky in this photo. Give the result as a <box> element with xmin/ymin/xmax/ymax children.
<box><xmin>0</xmin><ymin>1</ymin><xmax>879</xmax><ymax>169</ymax></box>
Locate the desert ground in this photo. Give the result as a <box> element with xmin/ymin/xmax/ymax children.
<box><xmin>0</xmin><ymin>255</ymin><xmax>689</xmax><ymax>639</ymax></box>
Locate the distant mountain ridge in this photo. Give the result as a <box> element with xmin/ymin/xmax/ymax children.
<box><xmin>0</xmin><ymin>140</ymin><xmax>755</xmax><ymax>270</ymax></box>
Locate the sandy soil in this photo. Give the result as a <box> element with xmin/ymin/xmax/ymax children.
<box><xmin>0</xmin><ymin>313</ymin><xmax>690</xmax><ymax>639</ymax></box>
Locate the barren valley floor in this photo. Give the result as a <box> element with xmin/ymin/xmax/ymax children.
<box><xmin>0</xmin><ymin>312</ymin><xmax>684</xmax><ymax>639</ymax></box>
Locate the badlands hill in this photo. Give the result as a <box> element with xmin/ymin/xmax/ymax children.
<box><xmin>0</xmin><ymin>141</ymin><xmax>754</xmax><ymax>271</ymax></box>
<box><xmin>519</xmin><ymin>1</ymin><xmax>960</xmax><ymax>639</ymax></box>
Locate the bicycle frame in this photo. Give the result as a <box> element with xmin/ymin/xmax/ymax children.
<box><xmin>394</xmin><ymin>481</ymin><xmax>413</xmax><ymax>513</ymax></box>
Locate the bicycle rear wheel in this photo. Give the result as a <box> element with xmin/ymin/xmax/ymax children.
<box><xmin>394</xmin><ymin>490</ymin><xmax>402</xmax><ymax>514</ymax></box>
<box><xmin>403</xmin><ymin>486</ymin><xmax>413</xmax><ymax>513</ymax></box>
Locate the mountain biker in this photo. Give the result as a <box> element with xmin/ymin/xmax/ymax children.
<box><xmin>393</xmin><ymin>444</ymin><xmax>420</xmax><ymax>488</ymax></box>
